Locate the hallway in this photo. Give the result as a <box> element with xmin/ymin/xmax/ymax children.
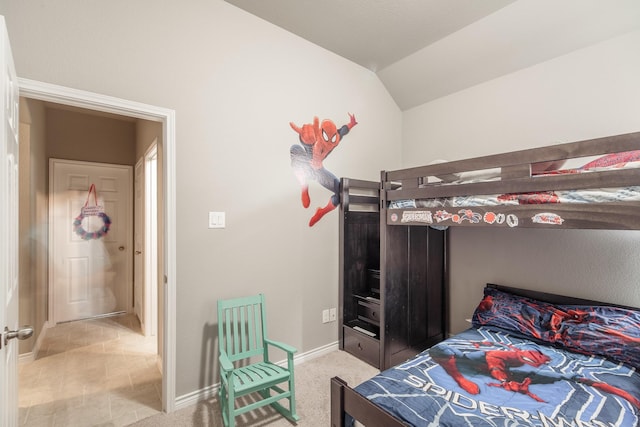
<box><xmin>18</xmin><ymin>314</ymin><xmax>161</xmax><ymax>426</ymax></box>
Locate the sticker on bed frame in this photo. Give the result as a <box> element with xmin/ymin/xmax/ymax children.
<box><xmin>289</xmin><ymin>113</ymin><xmax>358</xmax><ymax>227</ymax></box>
<box><xmin>427</xmin><ymin>209</ymin><xmax>519</xmax><ymax>227</ymax></box>
<box><xmin>531</xmin><ymin>212</ymin><xmax>565</xmax><ymax>225</ymax></box>
<box><xmin>400</xmin><ymin>211</ymin><xmax>434</xmax><ymax>224</ymax></box>
<box><xmin>397</xmin><ymin>209</ymin><xmax>515</xmax><ymax>226</ymax></box>
<box><xmin>396</xmin><ymin>208</ymin><xmax>523</xmax><ymax>227</ymax></box>
<box><xmin>482</xmin><ymin>212</ymin><xmax>519</xmax><ymax>227</ymax></box>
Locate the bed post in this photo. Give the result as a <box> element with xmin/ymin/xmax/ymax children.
<box><xmin>379</xmin><ymin>169</ymin><xmax>389</xmax><ymax>369</ymax></box>
<box><xmin>330</xmin><ymin>377</ymin><xmax>346</xmax><ymax>427</ymax></box>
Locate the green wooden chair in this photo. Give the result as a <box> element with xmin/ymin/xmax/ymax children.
<box><xmin>217</xmin><ymin>294</ymin><xmax>299</xmax><ymax>427</ymax></box>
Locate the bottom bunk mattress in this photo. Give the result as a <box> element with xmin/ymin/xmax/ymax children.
<box><xmin>352</xmin><ymin>327</ymin><xmax>640</xmax><ymax>427</ymax></box>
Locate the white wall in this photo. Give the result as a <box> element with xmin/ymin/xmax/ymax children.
<box><xmin>403</xmin><ymin>29</ymin><xmax>640</xmax><ymax>334</ymax></box>
<box><xmin>0</xmin><ymin>0</ymin><xmax>402</xmax><ymax>397</ymax></box>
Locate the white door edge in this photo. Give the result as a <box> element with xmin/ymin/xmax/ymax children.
<box><xmin>144</xmin><ymin>142</ymin><xmax>159</xmax><ymax>338</ymax></box>
<box><xmin>19</xmin><ymin>78</ymin><xmax>177</xmax><ymax>414</ymax></box>
<box><xmin>134</xmin><ymin>157</ymin><xmax>145</xmax><ymax>332</ymax></box>
<box><xmin>1</xmin><ymin>16</ymin><xmax>20</xmax><ymax>425</ymax></box>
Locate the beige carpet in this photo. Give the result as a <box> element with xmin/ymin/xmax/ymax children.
<box><xmin>127</xmin><ymin>349</ymin><xmax>378</xmax><ymax>427</ymax></box>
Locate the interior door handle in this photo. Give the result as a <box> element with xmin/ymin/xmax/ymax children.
<box><xmin>2</xmin><ymin>325</ymin><xmax>34</xmax><ymax>348</ymax></box>
<box><xmin>135</xmin><ymin>250</ymin><xmax>142</xmax><ymax>255</ymax></box>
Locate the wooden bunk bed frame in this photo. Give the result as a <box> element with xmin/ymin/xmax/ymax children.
<box><xmin>381</xmin><ymin>131</ymin><xmax>640</xmax><ymax>229</ymax></box>
<box><xmin>332</xmin><ymin>131</ymin><xmax>640</xmax><ymax>426</ymax></box>
<box><xmin>330</xmin><ymin>284</ymin><xmax>639</xmax><ymax>427</ymax></box>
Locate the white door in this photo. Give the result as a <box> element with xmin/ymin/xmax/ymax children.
<box><xmin>50</xmin><ymin>159</ymin><xmax>133</xmax><ymax>323</ymax></box>
<box><xmin>0</xmin><ymin>16</ymin><xmax>21</xmax><ymax>427</ymax></box>
<box><xmin>134</xmin><ymin>144</ymin><xmax>159</xmax><ymax>338</ymax></box>
<box><xmin>134</xmin><ymin>157</ymin><xmax>144</xmax><ymax>328</ymax></box>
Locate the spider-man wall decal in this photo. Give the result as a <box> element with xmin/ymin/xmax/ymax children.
<box><xmin>289</xmin><ymin>113</ymin><xmax>357</xmax><ymax>226</ymax></box>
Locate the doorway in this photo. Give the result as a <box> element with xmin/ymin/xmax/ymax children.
<box><xmin>18</xmin><ymin>78</ymin><xmax>176</xmax><ymax>413</ymax></box>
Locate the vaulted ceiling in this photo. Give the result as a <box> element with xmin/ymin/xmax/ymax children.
<box><xmin>225</xmin><ymin>0</ymin><xmax>640</xmax><ymax>110</ymax></box>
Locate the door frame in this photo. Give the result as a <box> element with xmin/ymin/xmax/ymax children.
<box><xmin>18</xmin><ymin>78</ymin><xmax>177</xmax><ymax>413</ymax></box>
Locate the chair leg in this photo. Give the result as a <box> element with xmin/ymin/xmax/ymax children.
<box><xmin>286</xmin><ymin>356</ymin><xmax>299</xmax><ymax>422</ymax></box>
<box><xmin>268</xmin><ymin>381</ymin><xmax>300</xmax><ymax>422</ymax></box>
<box><xmin>227</xmin><ymin>384</ymin><xmax>236</xmax><ymax>427</ymax></box>
<box><xmin>219</xmin><ymin>382</ymin><xmax>236</xmax><ymax>427</ymax></box>
<box><xmin>219</xmin><ymin>385</ymin><xmax>229</xmax><ymax>427</ymax></box>
<box><xmin>288</xmin><ymin>375</ymin><xmax>299</xmax><ymax>421</ymax></box>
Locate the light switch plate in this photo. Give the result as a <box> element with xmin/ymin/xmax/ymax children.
<box><xmin>208</xmin><ymin>211</ymin><xmax>226</xmax><ymax>229</ymax></box>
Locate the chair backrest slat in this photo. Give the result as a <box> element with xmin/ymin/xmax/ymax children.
<box><xmin>249</xmin><ymin>303</ymin><xmax>257</xmax><ymax>351</ymax></box>
<box><xmin>240</xmin><ymin>305</ymin><xmax>247</xmax><ymax>353</ymax></box>
<box><xmin>224</xmin><ymin>308</ymin><xmax>233</xmax><ymax>356</ymax></box>
<box><xmin>232</xmin><ymin>307</ymin><xmax>240</xmax><ymax>355</ymax></box>
<box><xmin>218</xmin><ymin>294</ymin><xmax>266</xmax><ymax>363</ymax></box>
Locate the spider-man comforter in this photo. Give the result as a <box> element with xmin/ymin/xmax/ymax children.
<box><xmin>353</xmin><ymin>327</ymin><xmax>640</xmax><ymax>426</ymax></box>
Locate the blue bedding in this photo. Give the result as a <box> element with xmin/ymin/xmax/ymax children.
<box><xmin>353</xmin><ymin>327</ymin><xmax>640</xmax><ymax>426</ymax></box>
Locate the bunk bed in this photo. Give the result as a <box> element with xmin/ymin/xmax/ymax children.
<box><xmin>331</xmin><ymin>131</ymin><xmax>640</xmax><ymax>426</ymax></box>
<box><xmin>382</xmin><ymin>131</ymin><xmax>640</xmax><ymax>230</ymax></box>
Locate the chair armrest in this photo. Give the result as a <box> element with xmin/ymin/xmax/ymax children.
<box><xmin>264</xmin><ymin>338</ymin><xmax>297</xmax><ymax>355</ymax></box>
<box><xmin>219</xmin><ymin>350</ymin><xmax>234</xmax><ymax>372</ymax></box>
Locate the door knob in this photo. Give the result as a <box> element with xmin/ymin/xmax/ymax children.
<box><xmin>3</xmin><ymin>325</ymin><xmax>34</xmax><ymax>347</ymax></box>
<box><xmin>135</xmin><ymin>250</ymin><xmax>142</xmax><ymax>255</ymax></box>
<box><xmin>118</xmin><ymin>246</ymin><xmax>125</xmax><ymax>251</ymax></box>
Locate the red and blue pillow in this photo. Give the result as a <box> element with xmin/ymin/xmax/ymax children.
<box><xmin>472</xmin><ymin>287</ymin><xmax>640</xmax><ymax>369</ymax></box>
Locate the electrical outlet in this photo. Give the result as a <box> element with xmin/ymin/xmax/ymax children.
<box><xmin>329</xmin><ymin>307</ymin><xmax>336</xmax><ymax>322</ymax></box>
<box><xmin>322</xmin><ymin>309</ymin><xmax>330</xmax><ymax>323</ymax></box>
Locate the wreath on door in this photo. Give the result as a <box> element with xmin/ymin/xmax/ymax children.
<box><xmin>73</xmin><ymin>184</ymin><xmax>112</xmax><ymax>240</ymax></box>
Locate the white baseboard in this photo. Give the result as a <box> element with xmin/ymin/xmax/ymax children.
<box><xmin>290</xmin><ymin>340</ymin><xmax>339</xmax><ymax>366</ymax></box>
<box><xmin>174</xmin><ymin>341</ymin><xmax>339</xmax><ymax>411</ymax></box>
<box><xmin>18</xmin><ymin>352</ymin><xmax>34</xmax><ymax>364</ymax></box>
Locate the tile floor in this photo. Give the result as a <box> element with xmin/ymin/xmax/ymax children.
<box><xmin>18</xmin><ymin>314</ymin><xmax>162</xmax><ymax>427</ymax></box>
